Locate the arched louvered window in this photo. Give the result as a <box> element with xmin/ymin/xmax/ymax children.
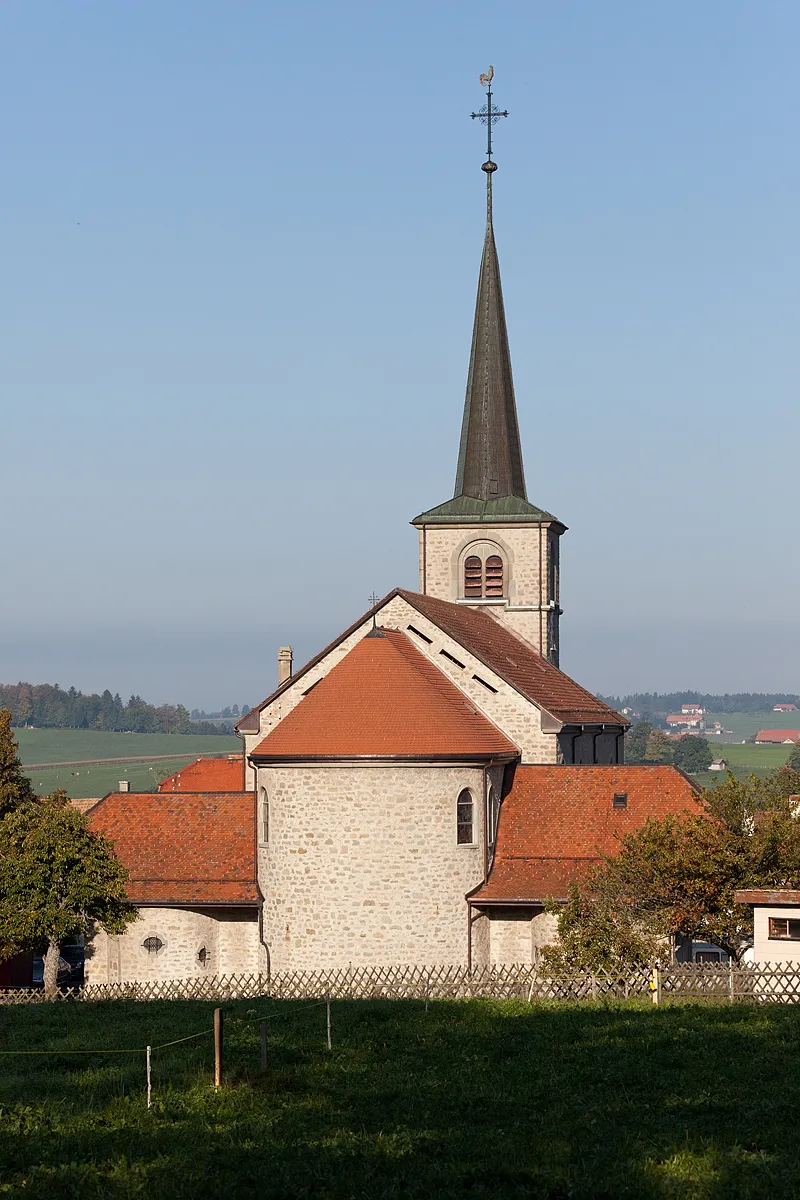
<box><xmin>464</xmin><ymin>556</ymin><xmax>483</xmax><ymax>598</ymax></box>
<box><xmin>457</xmin><ymin>789</ymin><xmax>474</xmax><ymax>845</ymax></box>
<box><xmin>485</xmin><ymin>555</ymin><xmax>504</xmax><ymax>597</ymax></box>
<box><xmin>463</xmin><ymin>551</ymin><xmax>506</xmax><ymax>599</ymax></box>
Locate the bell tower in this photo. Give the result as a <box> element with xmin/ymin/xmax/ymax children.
<box><xmin>411</xmin><ymin>71</ymin><xmax>565</xmax><ymax>663</ymax></box>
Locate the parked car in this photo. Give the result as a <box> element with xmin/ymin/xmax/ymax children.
<box><xmin>31</xmin><ymin>956</ymin><xmax>73</xmax><ymax>988</ymax></box>
<box><xmin>59</xmin><ymin>943</ymin><xmax>85</xmax><ymax>984</ymax></box>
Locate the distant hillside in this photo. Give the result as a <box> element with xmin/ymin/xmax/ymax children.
<box><xmin>601</xmin><ymin>692</ymin><xmax>799</xmax><ymax>718</ymax></box>
<box><xmin>0</xmin><ymin>682</ymin><xmax>241</xmax><ymax>736</ymax></box>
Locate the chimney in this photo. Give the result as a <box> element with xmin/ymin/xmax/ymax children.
<box><xmin>278</xmin><ymin>646</ymin><xmax>293</xmax><ymax>685</ymax></box>
<box><xmin>119</xmin><ymin>780</ymin><xmax>130</xmax><ymax>793</ymax></box>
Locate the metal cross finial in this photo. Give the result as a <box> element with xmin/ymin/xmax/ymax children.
<box><xmin>471</xmin><ymin>67</ymin><xmax>508</xmax><ymax>168</ymax></box>
<box><xmin>368</xmin><ymin>592</ymin><xmax>380</xmax><ymax>607</ymax></box>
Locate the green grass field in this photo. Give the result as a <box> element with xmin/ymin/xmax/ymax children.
<box><xmin>25</xmin><ymin>757</ymin><xmax>215</xmax><ymax>799</ymax></box>
<box><xmin>14</xmin><ymin>730</ymin><xmax>240</xmax><ymax>798</ymax></box>
<box><xmin>1</xmin><ymin>997</ymin><xmax>799</xmax><ymax>1198</ymax></box>
<box><xmin>15</xmin><ymin>729</ymin><xmax>240</xmax><ymax>764</ymax></box>
<box><xmin>692</xmin><ymin>741</ymin><xmax>794</xmax><ymax>789</ymax></box>
<box><xmin>706</xmin><ymin>711</ymin><xmax>800</xmax><ymax>742</ymax></box>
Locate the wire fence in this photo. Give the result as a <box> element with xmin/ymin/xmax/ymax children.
<box><xmin>3</xmin><ymin>961</ymin><xmax>800</xmax><ymax>1005</ymax></box>
<box><xmin>3</xmin><ymin>962</ymin><xmax>800</xmax><ymax>1109</ymax></box>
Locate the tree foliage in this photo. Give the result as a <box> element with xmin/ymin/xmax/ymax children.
<box><xmin>0</xmin><ymin>707</ymin><xmax>36</xmax><ymax>815</ymax></box>
<box><xmin>0</xmin><ymin>683</ymin><xmax>232</xmax><ymax>736</ymax></box>
<box><xmin>542</xmin><ymin>769</ymin><xmax>800</xmax><ymax>971</ymax></box>
<box><xmin>673</xmin><ymin>735</ymin><xmax>714</xmax><ymax>774</ymax></box>
<box><xmin>602</xmin><ymin>691</ymin><xmax>799</xmax><ymax>717</ymax></box>
<box><xmin>0</xmin><ymin>791</ymin><xmax>137</xmax><ymax>992</ymax></box>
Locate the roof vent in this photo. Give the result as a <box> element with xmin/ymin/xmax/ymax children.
<box><xmin>119</xmin><ymin>780</ymin><xmax>130</xmax><ymax>793</ymax></box>
<box><xmin>613</xmin><ymin>793</ymin><xmax>628</xmax><ymax>809</ymax></box>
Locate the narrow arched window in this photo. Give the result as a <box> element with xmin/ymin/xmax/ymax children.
<box><xmin>485</xmin><ymin>555</ymin><xmax>504</xmax><ymax>597</ymax></box>
<box><xmin>259</xmin><ymin>786</ymin><xmax>269</xmax><ymax>843</ymax></box>
<box><xmin>457</xmin><ymin>789</ymin><xmax>474</xmax><ymax>844</ymax></box>
<box><xmin>487</xmin><ymin>786</ymin><xmax>500</xmax><ymax>846</ymax></box>
<box><xmin>464</xmin><ymin>556</ymin><xmax>483</xmax><ymax>598</ymax></box>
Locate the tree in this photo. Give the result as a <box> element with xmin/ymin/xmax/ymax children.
<box><xmin>0</xmin><ymin>791</ymin><xmax>137</xmax><ymax>994</ymax></box>
<box><xmin>644</xmin><ymin>729</ymin><xmax>674</xmax><ymax>764</ymax></box>
<box><xmin>0</xmin><ymin>708</ymin><xmax>35</xmax><ymax>815</ymax></box>
<box><xmin>625</xmin><ymin>722</ymin><xmax>652</xmax><ymax>764</ymax></box>
<box><xmin>788</xmin><ymin>743</ymin><xmax>800</xmax><ymax>771</ymax></box>
<box><xmin>673</xmin><ymin>735</ymin><xmax>714</xmax><ymax>774</ymax></box>
<box><xmin>542</xmin><ymin>770</ymin><xmax>800</xmax><ymax>970</ymax></box>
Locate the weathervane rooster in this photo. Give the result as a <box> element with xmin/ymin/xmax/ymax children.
<box><xmin>479</xmin><ymin>65</ymin><xmax>494</xmax><ymax>88</ymax></box>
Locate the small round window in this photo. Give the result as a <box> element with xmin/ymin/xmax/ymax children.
<box><xmin>143</xmin><ymin>936</ymin><xmax>164</xmax><ymax>955</ymax></box>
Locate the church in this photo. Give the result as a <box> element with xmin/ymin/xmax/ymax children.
<box><xmin>86</xmin><ymin>88</ymin><xmax>698</xmax><ymax>984</ymax></box>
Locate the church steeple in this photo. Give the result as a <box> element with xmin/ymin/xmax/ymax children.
<box><xmin>412</xmin><ymin>71</ymin><xmax>560</xmax><ymax>527</ymax></box>
<box><xmin>411</xmin><ymin>70</ymin><xmax>565</xmax><ymax>664</ymax></box>
<box><xmin>454</xmin><ymin>154</ymin><xmax>526</xmax><ymax>503</ymax></box>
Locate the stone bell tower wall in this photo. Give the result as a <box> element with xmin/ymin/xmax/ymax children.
<box><xmin>416</xmin><ymin>522</ymin><xmax>561</xmax><ymax>659</ymax></box>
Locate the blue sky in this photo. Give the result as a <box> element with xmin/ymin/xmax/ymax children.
<box><xmin>2</xmin><ymin>1</ymin><xmax>799</xmax><ymax>707</ymax></box>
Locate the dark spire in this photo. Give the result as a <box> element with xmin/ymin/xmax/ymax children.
<box><xmin>454</xmin><ymin>156</ymin><xmax>526</xmax><ymax>501</ymax></box>
<box><xmin>412</xmin><ymin>71</ymin><xmax>562</xmax><ymax>528</ymax></box>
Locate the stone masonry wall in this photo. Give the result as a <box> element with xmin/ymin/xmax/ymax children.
<box><xmin>86</xmin><ymin>907</ymin><xmax>260</xmax><ymax>984</ymax></box>
<box><xmin>379</xmin><ymin>597</ymin><xmax>557</xmax><ymax>764</ymax></box>
<box><xmin>257</xmin><ymin>763</ymin><xmax>487</xmax><ymax>971</ymax></box>
<box><xmin>417</xmin><ymin>523</ymin><xmax>560</xmax><ymax>656</ymax></box>
<box><xmin>245</xmin><ymin>594</ymin><xmax>559</xmax><ymax>784</ymax></box>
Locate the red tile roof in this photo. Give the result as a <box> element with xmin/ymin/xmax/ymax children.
<box><xmin>157</xmin><ymin>756</ymin><xmax>244</xmax><ymax>793</ymax></box>
<box><xmin>398</xmin><ymin>592</ymin><xmax>625</xmax><ymax>727</ymax></box>
<box><xmin>472</xmin><ymin>765</ymin><xmax>700</xmax><ymax>903</ymax></box>
<box><xmin>89</xmin><ymin>792</ymin><xmax>257</xmax><ymax>906</ymax></box>
<box><xmin>250</xmin><ymin>628</ymin><xmax>518</xmax><ymax>761</ymax></box>
<box><xmin>755</xmin><ymin>730</ymin><xmax>800</xmax><ymax>743</ymax></box>
<box><xmin>238</xmin><ymin>589</ymin><xmax>625</xmax><ymax>734</ymax></box>
<box><xmin>735</xmin><ymin>889</ymin><xmax>800</xmax><ymax>905</ymax></box>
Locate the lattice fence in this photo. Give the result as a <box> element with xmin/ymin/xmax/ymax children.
<box><xmin>3</xmin><ymin>962</ymin><xmax>800</xmax><ymax>1005</ymax></box>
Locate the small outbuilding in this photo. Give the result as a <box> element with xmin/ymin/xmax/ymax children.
<box><xmin>734</xmin><ymin>889</ymin><xmax>800</xmax><ymax>963</ymax></box>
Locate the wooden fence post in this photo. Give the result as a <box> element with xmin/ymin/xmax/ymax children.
<box><xmin>214</xmin><ymin>1007</ymin><xmax>224</xmax><ymax>1088</ymax></box>
<box><xmin>591</xmin><ymin>974</ymin><xmax>597</xmax><ymax>1002</ymax></box>
<box><xmin>729</xmin><ymin>959</ymin><xmax>735</xmax><ymax>1004</ymax></box>
<box><xmin>326</xmin><ymin>997</ymin><xmax>332</xmax><ymax>1051</ymax></box>
<box><xmin>651</xmin><ymin>964</ymin><xmax>660</xmax><ymax>1007</ymax></box>
<box><xmin>146</xmin><ymin>1045</ymin><xmax>152</xmax><ymax>1109</ymax></box>
<box><xmin>259</xmin><ymin>1020</ymin><xmax>269</xmax><ymax>1075</ymax></box>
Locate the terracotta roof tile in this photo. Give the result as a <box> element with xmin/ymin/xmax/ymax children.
<box><xmin>250</xmin><ymin>628</ymin><xmax>518</xmax><ymax>761</ymax></box>
<box><xmin>238</xmin><ymin>589</ymin><xmax>626</xmax><ymax>735</ymax></box>
<box><xmin>473</xmin><ymin>765</ymin><xmax>700</xmax><ymax>903</ymax></box>
<box><xmin>399</xmin><ymin>591</ymin><xmax>625</xmax><ymax>727</ymax></box>
<box><xmin>157</xmin><ymin>756</ymin><xmax>244</xmax><ymax>792</ymax></box>
<box><xmin>735</xmin><ymin>889</ymin><xmax>800</xmax><ymax>905</ymax></box>
<box><xmin>89</xmin><ymin>792</ymin><xmax>257</xmax><ymax>906</ymax></box>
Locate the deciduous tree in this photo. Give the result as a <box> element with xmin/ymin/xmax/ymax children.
<box><xmin>542</xmin><ymin>770</ymin><xmax>800</xmax><ymax>971</ymax></box>
<box><xmin>673</xmin><ymin>735</ymin><xmax>714</xmax><ymax>774</ymax></box>
<box><xmin>0</xmin><ymin>791</ymin><xmax>136</xmax><ymax>994</ymax></box>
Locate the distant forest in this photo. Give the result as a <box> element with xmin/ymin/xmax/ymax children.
<box><xmin>599</xmin><ymin>692</ymin><xmax>799</xmax><ymax>717</ymax></box>
<box><xmin>0</xmin><ymin>682</ymin><xmax>238</xmax><ymax>736</ymax></box>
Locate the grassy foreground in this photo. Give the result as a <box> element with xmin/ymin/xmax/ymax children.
<box><xmin>1</xmin><ymin>998</ymin><xmax>799</xmax><ymax>1198</ymax></box>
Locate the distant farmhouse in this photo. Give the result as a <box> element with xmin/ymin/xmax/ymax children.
<box><xmin>755</xmin><ymin>730</ymin><xmax>800</xmax><ymax>745</ymax></box>
<box><xmin>774</xmin><ymin>704</ymin><xmax>798</xmax><ymax>713</ymax></box>
<box><xmin>82</xmin><ymin>130</ymin><xmax>705</xmax><ymax>984</ymax></box>
<box><xmin>666</xmin><ymin>706</ymin><xmax>706</xmax><ymax>730</ymax></box>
